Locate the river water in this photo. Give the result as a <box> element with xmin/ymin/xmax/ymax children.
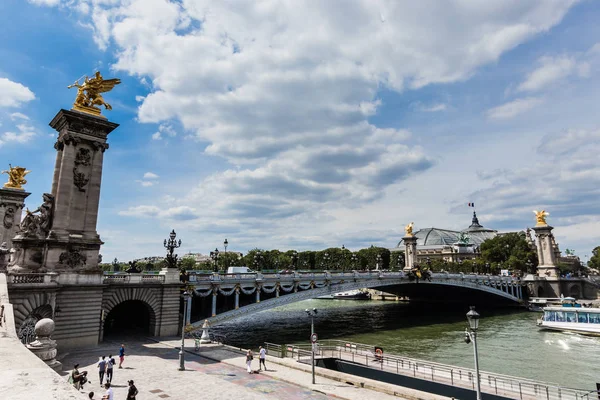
<box><xmin>211</xmin><ymin>299</ymin><xmax>600</xmax><ymax>390</ymax></box>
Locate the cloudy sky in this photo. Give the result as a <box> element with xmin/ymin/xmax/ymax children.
<box><xmin>1</xmin><ymin>0</ymin><xmax>599</xmax><ymax>262</ymax></box>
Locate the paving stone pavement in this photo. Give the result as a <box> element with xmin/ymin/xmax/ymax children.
<box><xmin>58</xmin><ymin>338</ymin><xmax>408</xmax><ymax>400</ymax></box>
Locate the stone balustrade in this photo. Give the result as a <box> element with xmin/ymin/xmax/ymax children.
<box><xmin>7</xmin><ymin>273</ymin><xmax>58</xmax><ymax>285</ymax></box>
<box><xmin>103</xmin><ymin>273</ymin><xmax>165</xmax><ymax>284</ymax></box>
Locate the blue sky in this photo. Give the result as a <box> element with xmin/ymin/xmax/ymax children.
<box><xmin>1</xmin><ymin>0</ymin><xmax>600</xmax><ymax>262</ymax></box>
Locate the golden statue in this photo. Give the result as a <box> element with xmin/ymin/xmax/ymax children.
<box><xmin>405</xmin><ymin>222</ymin><xmax>414</xmax><ymax>237</ymax></box>
<box><xmin>1</xmin><ymin>164</ymin><xmax>30</xmax><ymax>190</ymax></box>
<box><xmin>533</xmin><ymin>210</ymin><xmax>549</xmax><ymax>226</ymax></box>
<box><xmin>68</xmin><ymin>71</ymin><xmax>121</xmax><ymax>118</ymax></box>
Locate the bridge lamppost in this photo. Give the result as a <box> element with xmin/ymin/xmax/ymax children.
<box><xmin>254</xmin><ymin>251</ymin><xmax>263</xmax><ymax>271</ymax></box>
<box><xmin>351</xmin><ymin>254</ymin><xmax>358</xmax><ymax>269</ymax></box>
<box><xmin>376</xmin><ymin>254</ymin><xmax>382</xmax><ymax>270</ymax></box>
<box><xmin>321</xmin><ymin>253</ymin><xmax>329</xmax><ymax>270</ymax></box>
<box><xmin>292</xmin><ymin>251</ymin><xmax>298</xmax><ymax>270</ymax></box>
<box><xmin>464</xmin><ymin>306</ymin><xmax>482</xmax><ymax>400</ymax></box>
<box><xmin>179</xmin><ymin>290</ymin><xmax>191</xmax><ymax>371</ymax></box>
<box><xmin>224</xmin><ymin>239</ymin><xmax>228</xmax><ymax>269</ymax></box>
<box><xmin>210</xmin><ymin>248</ymin><xmax>219</xmax><ymax>273</ymax></box>
<box><xmin>164</xmin><ymin>229</ymin><xmax>182</xmax><ymax>269</ymax></box>
<box><xmin>305</xmin><ymin>308</ymin><xmax>318</xmax><ymax>384</ymax></box>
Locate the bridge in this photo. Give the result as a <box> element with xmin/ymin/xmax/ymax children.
<box><xmin>188</xmin><ymin>271</ymin><xmax>525</xmax><ymax>328</ymax></box>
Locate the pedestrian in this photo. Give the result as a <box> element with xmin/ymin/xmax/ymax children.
<box><xmin>127</xmin><ymin>380</ymin><xmax>139</xmax><ymax>400</ymax></box>
<box><xmin>101</xmin><ymin>382</ymin><xmax>113</xmax><ymax>400</ymax></box>
<box><xmin>258</xmin><ymin>346</ymin><xmax>267</xmax><ymax>371</ymax></box>
<box><xmin>118</xmin><ymin>344</ymin><xmax>125</xmax><ymax>369</ymax></box>
<box><xmin>106</xmin><ymin>354</ymin><xmax>115</xmax><ymax>383</ymax></box>
<box><xmin>246</xmin><ymin>350</ymin><xmax>253</xmax><ymax>374</ymax></box>
<box><xmin>98</xmin><ymin>356</ymin><xmax>107</xmax><ymax>386</ymax></box>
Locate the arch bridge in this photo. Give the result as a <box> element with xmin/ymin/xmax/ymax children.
<box><xmin>188</xmin><ymin>271</ymin><xmax>524</xmax><ymax>329</ymax></box>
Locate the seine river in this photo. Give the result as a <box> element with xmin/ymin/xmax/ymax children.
<box><xmin>211</xmin><ymin>299</ymin><xmax>600</xmax><ymax>390</ymax></box>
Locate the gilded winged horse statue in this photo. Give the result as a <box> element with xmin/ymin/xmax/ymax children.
<box><xmin>68</xmin><ymin>71</ymin><xmax>121</xmax><ymax>117</ymax></box>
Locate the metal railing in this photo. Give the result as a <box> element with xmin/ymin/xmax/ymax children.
<box><xmin>283</xmin><ymin>340</ymin><xmax>594</xmax><ymax>400</ymax></box>
<box><xmin>264</xmin><ymin>342</ymin><xmax>285</xmax><ymax>358</ymax></box>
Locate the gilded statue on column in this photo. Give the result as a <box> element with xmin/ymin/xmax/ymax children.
<box><xmin>404</xmin><ymin>222</ymin><xmax>414</xmax><ymax>237</ymax></box>
<box><xmin>533</xmin><ymin>210</ymin><xmax>549</xmax><ymax>226</ymax></box>
<box><xmin>68</xmin><ymin>71</ymin><xmax>121</xmax><ymax>117</ymax></box>
<box><xmin>1</xmin><ymin>164</ymin><xmax>30</xmax><ymax>190</ymax></box>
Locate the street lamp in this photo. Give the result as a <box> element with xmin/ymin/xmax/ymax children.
<box><xmin>305</xmin><ymin>308</ymin><xmax>318</xmax><ymax>384</ymax></box>
<box><xmin>179</xmin><ymin>290</ymin><xmax>191</xmax><ymax>371</ymax></box>
<box><xmin>322</xmin><ymin>253</ymin><xmax>329</xmax><ymax>269</ymax></box>
<box><xmin>164</xmin><ymin>229</ymin><xmax>182</xmax><ymax>269</ymax></box>
<box><xmin>254</xmin><ymin>251</ymin><xmax>262</xmax><ymax>271</ymax></box>
<box><xmin>224</xmin><ymin>239</ymin><xmax>229</xmax><ymax>269</ymax></box>
<box><xmin>210</xmin><ymin>248</ymin><xmax>220</xmax><ymax>273</ymax></box>
<box><xmin>464</xmin><ymin>306</ymin><xmax>481</xmax><ymax>400</ymax></box>
<box><xmin>351</xmin><ymin>254</ymin><xmax>358</xmax><ymax>269</ymax></box>
<box><xmin>376</xmin><ymin>254</ymin><xmax>382</xmax><ymax>270</ymax></box>
<box><xmin>292</xmin><ymin>251</ymin><xmax>298</xmax><ymax>270</ymax></box>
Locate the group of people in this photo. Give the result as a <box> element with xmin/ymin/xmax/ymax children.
<box><xmin>71</xmin><ymin>344</ymin><xmax>138</xmax><ymax>400</ymax></box>
<box><xmin>245</xmin><ymin>346</ymin><xmax>267</xmax><ymax>374</ymax></box>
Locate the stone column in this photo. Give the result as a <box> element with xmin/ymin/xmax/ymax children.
<box><xmin>255</xmin><ymin>286</ymin><xmax>261</xmax><ymax>303</ymax></box>
<box><xmin>45</xmin><ymin>109</ymin><xmax>118</xmax><ymax>272</ymax></box>
<box><xmin>533</xmin><ymin>225</ymin><xmax>558</xmax><ymax>278</ymax></box>
<box><xmin>403</xmin><ymin>235</ymin><xmax>418</xmax><ymax>272</ymax></box>
<box><xmin>0</xmin><ymin>188</ymin><xmax>29</xmax><ymax>249</ymax></box>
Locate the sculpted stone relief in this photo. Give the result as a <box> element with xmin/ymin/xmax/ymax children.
<box><xmin>3</xmin><ymin>207</ymin><xmax>15</xmax><ymax>229</ymax></box>
<box><xmin>58</xmin><ymin>248</ymin><xmax>87</xmax><ymax>269</ymax></box>
<box><xmin>19</xmin><ymin>193</ymin><xmax>54</xmax><ymax>238</ymax></box>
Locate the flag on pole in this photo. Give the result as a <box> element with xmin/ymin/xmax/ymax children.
<box><xmin>468</xmin><ymin>202</ymin><xmax>475</xmax><ymax>207</ymax></box>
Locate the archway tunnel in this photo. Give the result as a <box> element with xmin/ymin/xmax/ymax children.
<box><xmin>103</xmin><ymin>300</ymin><xmax>154</xmax><ymax>338</ymax></box>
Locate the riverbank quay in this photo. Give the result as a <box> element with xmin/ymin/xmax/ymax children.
<box><xmin>58</xmin><ymin>337</ymin><xmax>451</xmax><ymax>400</ymax></box>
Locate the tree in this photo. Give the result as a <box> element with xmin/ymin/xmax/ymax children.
<box><xmin>479</xmin><ymin>232</ymin><xmax>538</xmax><ymax>274</ymax></box>
<box><xmin>589</xmin><ymin>246</ymin><xmax>600</xmax><ymax>270</ymax></box>
<box><xmin>180</xmin><ymin>257</ymin><xmax>197</xmax><ymax>271</ymax></box>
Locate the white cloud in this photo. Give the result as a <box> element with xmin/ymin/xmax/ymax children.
<box><xmin>136</xmin><ymin>180</ymin><xmax>156</xmax><ymax>187</ymax></box>
<box><xmin>10</xmin><ymin>112</ymin><xmax>29</xmax><ymax>120</ymax></box>
<box><xmin>118</xmin><ymin>205</ymin><xmax>161</xmax><ymax>217</ymax></box>
<box><xmin>151</xmin><ymin>123</ymin><xmax>176</xmax><ymax>140</ymax></box>
<box><xmin>0</xmin><ymin>78</ymin><xmax>35</xmax><ymax>107</ymax></box>
<box><xmin>486</xmin><ymin>97</ymin><xmax>543</xmax><ymax>119</ymax></box>
<box><xmin>417</xmin><ymin>103</ymin><xmax>448</xmax><ymax>112</ymax></box>
<box><xmin>518</xmin><ymin>55</ymin><xmax>578</xmax><ymax>92</ymax></box>
<box><xmin>27</xmin><ymin>0</ymin><xmax>60</xmax><ymax>5</ymax></box>
<box><xmin>143</xmin><ymin>172</ymin><xmax>159</xmax><ymax>179</ymax></box>
<box><xmin>0</xmin><ymin>124</ymin><xmax>36</xmax><ymax>147</ymax></box>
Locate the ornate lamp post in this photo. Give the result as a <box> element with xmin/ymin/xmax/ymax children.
<box><xmin>305</xmin><ymin>308</ymin><xmax>318</xmax><ymax>384</ymax></box>
<box><xmin>112</xmin><ymin>257</ymin><xmax>120</xmax><ymax>273</ymax></box>
<box><xmin>464</xmin><ymin>306</ymin><xmax>482</xmax><ymax>400</ymax></box>
<box><xmin>292</xmin><ymin>251</ymin><xmax>298</xmax><ymax>270</ymax></box>
<box><xmin>179</xmin><ymin>290</ymin><xmax>191</xmax><ymax>371</ymax></box>
<box><xmin>210</xmin><ymin>248</ymin><xmax>220</xmax><ymax>273</ymax></box>
<box><xmin>351</xmin><ymin>254</ymin><xmax>358</xmax><ymax>269</ymax></box>
<box><xmin>376</xmin><ymin>254</ymin><xmax>382</xmax><ymax>270</ymax></box>
<box><xmin>164</xmin><ymin>229</ymin><xmax>182</xmax><ymax>269</ymax></box>
<box><xmin>224</xmin><ymin>239</ymin><xmax>228</xmax><ymax>269</ymax></box>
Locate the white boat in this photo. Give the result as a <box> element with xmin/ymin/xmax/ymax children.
<box><xmin>537</xmin><ymin>299</ymin><xmax>600</xmax><ymax>336</ymax></box>
<box><xmin>317</xmin><ymin>290</ymin><xmax>371</xmax><ymax>300</ymax></box>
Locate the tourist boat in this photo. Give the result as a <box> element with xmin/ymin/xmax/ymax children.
<box><xmin>317</xmin><ymin>290</ymin><xmax>372</xmax><ymax>300</ymax></box>
<box><xmin>537</xmin><ymin>299</ymin><xmax>600</xmax><ymax>336</ymax></box>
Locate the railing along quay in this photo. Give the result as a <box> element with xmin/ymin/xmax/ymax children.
<box><xmin>282</xmin><ymin>340</ymin><xmax>594</xmax><ymax>400</ymax></box>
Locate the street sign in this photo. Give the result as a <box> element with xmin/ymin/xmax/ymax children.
<box><xmin>310</xmin><ymin>333</ymin><xmax>318</xmax><ymax>343</ymax></box>
<box><xmin>312</xmin><ymin>343</ymin><xmax>319</xmax><ymax>353</ymax></box>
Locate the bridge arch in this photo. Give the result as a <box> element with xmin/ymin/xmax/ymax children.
<box><xmin>101</xmin><ymin>287</ymin><xmax>161</xmax><ymax>339</ymax></box>
<box><xmin>192</xmin><ymin>274</ymin><xmax>524</xmax><ymax>328</ymax></box>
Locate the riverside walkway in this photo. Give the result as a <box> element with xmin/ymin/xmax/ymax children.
<box><xmin>59</xmin><ymin>337</ymin><xmax>449</xmax><ymax>400</ymax></box>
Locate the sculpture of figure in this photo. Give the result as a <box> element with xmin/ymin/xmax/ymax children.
<box><xmin>405</xmin><ymin>222</ymin><xmax>414</xmax><ymax>237</ymax></box>
<box><xmin>457</xmin><ymin>232</ymin><xmax>470</xmax><ymax>245</ymax></box>
<box><xmin>68</xmin><ymin>71</ymin><xmax>121</xmax><ymax>115</ymax></box>
<box><xmin>533</xmin><ymin>210</ymin><xmax>549</xmax><ymax>226</ymax></box>
<box><xmin>1</xmin><ymin>164</ymin><xmax>30</xmax><ymax>190</ymax></box>
<box><xmin>18</xmin><ymin>193</ymin><xmax>55</xmax><ymax>237</ymax></box>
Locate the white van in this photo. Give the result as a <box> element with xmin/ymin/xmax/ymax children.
<box><xmin>226</xmin><ymin>266</ymin><xmax>255</xmax><ymax>274</ymax></box>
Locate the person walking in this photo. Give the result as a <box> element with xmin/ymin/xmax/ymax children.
<box><xmin>127</xmin><ymin>380</ymin><xmax>139</xmax><ymax>400</ymax></box>
<box><xmin>246</xmin><ymin>350</ymin><xmax>253</xmax><ymax>374</ymax></box>
<box><xmin>118</xmin><ymin>344</ymin><xmax>125</xmax><ymax>369</ymax></box>
<box><xmin>258</xmin><ymin>346</ymin><xmax>267</xmax><ymax>371</ymax></box>
<box><xmin>97</xmin><ymin>356</ymin><xmax>107</xmax><ymax>386</ymax></box>
<box><xmin>106</xmin><ymin>354</ymin><xmax>115</xmax><ymax>383</ymax></box>
<box><xmin>101</xmin><ymin>382</ymin><xmax>113</xmax><ymax>400</ymax></box>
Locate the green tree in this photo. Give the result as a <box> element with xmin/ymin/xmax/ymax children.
<box><xmin>479</xmin><ymin>232</ymin><xmax>538</xmax><ymax>274</ymax></box>
<box><xmin>390</xmin><ymin>251</ymin><xmax>405</xmax><ymax>270</ymax></box>
<box><xmin>180</xmin><ymin>257</ymin><xmax>197</xmax><ymax>271</ymax></box>
<box><xmin>356</xmin><ymin>246</ymin><xmax>390</xmax><ymax>270</ymax></box>
<box><xmin>589</xmin><ymin>246</ymin><xmax>600</xmax><ymax>270</ymax></box>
